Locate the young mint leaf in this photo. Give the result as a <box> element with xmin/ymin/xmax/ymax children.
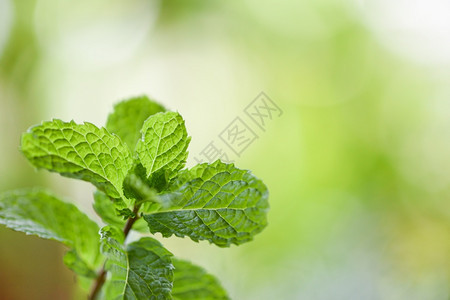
<box><xmin>93</xmin><ymin>191</ymin><xmax>149</xmax><ymax>233</ymax></box>
<box><xmin>143</xmin><ymin>160</ymin><xmax>269</xmax><ymax>247</ymax></box>
<box><xmin>172</xmin><ymin>259</ymin><xmax>229</xmax><ymax>300</ymax></box>
<box><xmin>100</xmin><ymin>226</ymin><xmax>174</xmax><ymax>299</ymax></box>
<box><xmin>123</xmin><ymin>171</ymin><xmax>163</xmax><ymax>217</ymax></box>
<box><xmin>93</xmin><ymin>191</ymin><xmax>127</xmax><ymax>228</ymax></box>
<box><xmin>106</xmin><ymin>96</ymin><xmax>165</xmax><ymax>150</ymax></box>
<box><xmin>136</xmin><ymin>112</ymin><xmax>191</xmax><ymax>182</ymax></box>
<box><xmin>64</xmin><ymin>249</ymin><xmax>97</xmax><ymax>278</ymax></box>
<box><xmin>123</xmin><ymin>173</ymin><xmax>159</xmax><ymax>206</ymax></box>
<box><xmin>21</xmin><ymin>120</ymin><xmax>133</xmax><ymax>200</ymax></box>
<box><xmin>0</xmin><ymin>189</ymin><xmax>101</xmax><ymax>273</ymax></box>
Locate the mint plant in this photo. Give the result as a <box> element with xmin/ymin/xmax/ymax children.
<box><xmin>0</xmin><ymin>96</ymin><xmax>269</xmax><ymax>299</ymax></box>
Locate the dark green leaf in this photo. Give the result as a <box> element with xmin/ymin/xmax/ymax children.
<box><xmin>144</xmin><ymin>160</ymin><xmax>269</xmax><ymax>247</ymax></box>
<box><xmin>100</xmin><ymin>226</ymin><xmax>174</xmax><ymax>299</ymax></box>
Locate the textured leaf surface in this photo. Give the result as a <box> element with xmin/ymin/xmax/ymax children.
<box><xmin>21</xmin><ymin>120</ymin><xmax>133</xmax><ymax>199</ymax></box>
<box><xmin>106</xmin><ymin>96</ymin><xmax>165</xmax><ymax>150</ymax></box>
<box><xmin>144</xmin><ymin>160</ymin><xmax>269</xmax><ymax>247</ymax></box>
<box><xmin>0</xmin><ymin>189</ymin><xmax>101</xmax><ymax>271</ymax></box>
<box><xmin>172</xmin><ymin>259</ymin><xmax>229</xmax><ymax>300</ymax></box>
<box><xmin>101</xmin><ymin>227</ymin><xmax>174</xmax><ymax>299</ymax></box>
<box><xmin>136</xmin><ymin>112</ymin><xmax>191</xmax><ymax>181</ymax></box>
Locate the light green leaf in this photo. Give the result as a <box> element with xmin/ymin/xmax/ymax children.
<box><xmin>172</xmin><ymin>259</ymin><xmax>229</xmax><ymax>300</ymax></box>
<box><xmin>64</xmin><ymin>249</ymin><xmax>97</xmax><ymax>278</ymax></box>
<box><xmin>101</xmin><ymin>227</ymin><xmax>174</xmax><ymax>299</ymax></box>
<box><xmin>0</xmin><ymin>189</ymin><xmax>101</xmax><ymax>273</ymax></box>
<box><xmin>136</xmin><ymin>112</ymin><xmax>191</xmax><ymax>182</ymax></box>
<box><xmin>93</xmin><ymin>190</ymin><xmax>149</xmax><ymax>233</ymax></box>
<box><xmin>93</xmin><ymin>191</ymin><xmax>127</xmax><ymax>229</ymax></box>
<box><xmin>123</xmin><ymin>172</ymin><xmax>159</xmax><ymax>206</ymax></box>
<box><xmin>144</xmin><ymin>160</ymin><xmax>269</xmax><ymax>247</ymax></box>
<box><xmin>106</xmin><ymin>96</ymin><xmax>165</xmax><ymax>150</ymax></box>
<box><xmin>21</xmin><ymin>119</ymin><xmax>133</xmax><ymax>200</ymax></box>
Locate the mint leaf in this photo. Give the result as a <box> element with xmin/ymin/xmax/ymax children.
<box><xmin>93</xmin><ymin>190</ymin><xmax>152</xmax><ymax>233</ymax></box>
<box><xmin>64</xmin><ymin>249</ymin><xmax>97</xmax><ymax>278</ymax></box>
<box><xmin>106</xmin><ymin>96</ymin><xmax>165</xmax><ymax>150</ymax></box>
<box><xmin>21</xmin><ymin>120</ymin><xmax>133</xmax><ymax>200</ymax></box>
<box><xmin>143</xmin><ymin>160</ymin><xmax>269</xmax><ymax>247</ymax></box>
<box><xmin>123</xmin><ymin>172</ymin><xmax>159</xmax><ymax>206</ymax></box>
<box><xmin>0</xmin><ymin>189</ymin><xmax>101</xmax><ymax>272</ymax></box>
<box><xmin>93</xmin><ymin>191</ymin><xmax>127</xmax><ymax>228</ymax></box>
<box><xmin>172</xmin><ymin>259</ymin><xmax>229</xmax><ymax>300</ymax></box>
<box><xmin>8</xmin><ymin>98</ymin><xmax>270</xmax><ymax>299</ymax></box>
<box><xmin>100</xmin><ymin>226</ymin><xmax>174</xmax><ymax>299</ymax></box>
<box><xmin>136</xmin><ymin>112</ymin><xmax>191</xmax><ymax>182</ymax></box>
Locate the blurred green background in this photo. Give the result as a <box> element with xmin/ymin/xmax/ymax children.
<box><xmin>0</xmin><ymin>0</ymin><xmax>449</xmax><ymax>299</ymax></box>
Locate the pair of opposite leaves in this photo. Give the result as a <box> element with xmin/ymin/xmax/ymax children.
<box><xmin>0</xmin><ymin>96</ymin><xmax>269</xmax><ymax>299</ymax></box>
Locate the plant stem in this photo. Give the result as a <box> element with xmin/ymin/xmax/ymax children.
<box><xmin>88</xmin><ymin>268</ymin><xmax>107</xmax><ymax>300</ymax></box>
<box><xmin>88</xmin><ymin>205</ymin><xmax>141</xmax><ymax>300</ymax></box>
